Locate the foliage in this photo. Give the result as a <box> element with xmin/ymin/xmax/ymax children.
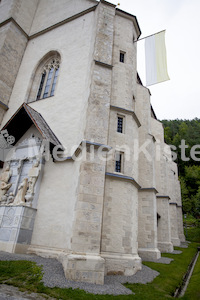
<box><xmin>184</xmin><ymin>226</ymin><xmax>200</xmax><ymax>242</ymax></box>
<box><xmin>161</xmin><ymin>118</ymin><xmax>200</xmax><ymax>217</ymax></box>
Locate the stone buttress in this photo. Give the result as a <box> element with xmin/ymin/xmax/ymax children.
<box><xmin>64</xmin><ymin>2</ymin><xmax>116</xmax><ymax>285</ymax></box>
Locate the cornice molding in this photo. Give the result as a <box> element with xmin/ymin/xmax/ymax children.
<box><xmin>110</xmin><ymin>105</ymin><xmax>141</xmax><ymax>128</ymax></box>
<box><xmin>0</xmin><ymin>5</ymin><xmax>98</xmax><ymax>41</ymax></box>
<box><xmin>139</xmin><ymin>187</ymin><xmax>158</xmax><ymax>194</ymax></box>
<box><xmin>94</xmin><ymin>60</ymin><xmax>113</xmax><ymax>69</ymax></box>
<box><xmin>105</xmin><ymin>172</ymin><xmax>141</xmax><ymax>189</ymax></box>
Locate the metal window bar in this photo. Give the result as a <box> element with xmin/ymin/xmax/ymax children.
<box><xmin>50</xmin><ymin>67</ymin><xmax>59</xmax><ymax>97</ymax></box>
<box><xmin>115</xmin><ymin>153</ymin><xmax>122</xmax><ymax>172</ymax></box>
<box><xmin>117</xmin><ymin>117</ymin><xmax>123</xmax><ymax>133</ymax></box>
<box><xmin>43</xmin><ymin>67</ymin><xmax>54</xmax><ymax>98</ymax></box>
<box><xmin>36</xmin><ymin>71</ymin><xmax>46</xmax><ymax>100</ymax></box>
<box><xmin>120</xmin><ymin>52</ymin><xmax>125</xmax><ymax>63</ymax></box>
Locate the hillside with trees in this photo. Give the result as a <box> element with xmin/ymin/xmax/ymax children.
<box><xmin>161</xmin><ymin>118</ymin><xmax>200</xmax><ymax>217</ymax></box>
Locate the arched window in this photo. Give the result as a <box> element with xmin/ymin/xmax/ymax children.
<box><xmin>27</xmin><ymin>52</ymin><xmax>61</xmax><ymax>103</ymax></box>
<box><xmin>36</xmin><ymin>56</ymin><xmax>60</xmax><ymax>100</ymax></box>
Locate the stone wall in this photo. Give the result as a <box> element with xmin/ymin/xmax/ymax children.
<box><xmin>101</xmin><ymin>176</ymin><xmax>141</xmax><ymax>275</ymax></box>
<box><xmin>157</xmin><ymin>196</ymin><xmax>173</xmax><ymax>252</ymax></box>
<box><xmin>0</xmin><ymin>22</ymin><xmax>27</xmax><ymax>123</ymax></box>
<box><xmin>0</xmin><ymin>0</ymin><xmax>39</xmax><ymax>124</ymax></box>
<box><xmin>136</xmin><ymin>84</ymin><xmax>160</xmax><ymax>260</ymax></box>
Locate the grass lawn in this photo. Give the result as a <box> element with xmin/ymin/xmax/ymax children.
<box><xmin>181</xmin><ymin>251</ymin><xmax>200</xmax><ymax>300</ymax></box>
<box><xmin>0</xmin><ymin>226</ymin><xmax>200</xmax><ymax>299</ymax></box>
<box><xmin>0</xmin><ymin>242</ymin><xmax>199</xmax><ymax>299</ymax></box>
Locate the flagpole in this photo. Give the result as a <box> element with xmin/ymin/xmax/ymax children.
<box><xmin>134</xmin><ymin>29</ymin><xmax>166</xmax><ymax>43</ymax></box>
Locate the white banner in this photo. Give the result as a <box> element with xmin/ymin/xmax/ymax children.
<box><xmin>145</xmin><ymin>30</ymin><xmax>170</xmax><ymax>86</ymax></box>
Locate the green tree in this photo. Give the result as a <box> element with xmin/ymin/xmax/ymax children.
<box><xmin>161</xmin><ymin>119</ymin><xmax>200</xmax><ymax>217</ymax></box>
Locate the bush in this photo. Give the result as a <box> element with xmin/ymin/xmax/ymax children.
<box><xmin>195</xmin><ymin>219</ymin><xmax>200</xmax><ymax>228</ymax></box>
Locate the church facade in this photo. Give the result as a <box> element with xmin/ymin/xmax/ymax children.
<box><xmin>0</xmin><ymin>0</ymin><xmax>185</xmax><ymax>284</ymax></box>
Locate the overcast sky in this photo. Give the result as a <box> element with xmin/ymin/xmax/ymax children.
<box><xmin>106</xmin><ymin>0</ymin><xmax>200</xmax><ymax>120</ymax></box>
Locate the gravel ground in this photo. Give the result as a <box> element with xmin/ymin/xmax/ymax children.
<box><xmin>180</xmin><ymin>241</ymin><xmax>190</xmax><ymax>249</ymax></box>
<box><xmin>172</xmin><ymin>250</ymin><xmax>182</xmax><ymax>254</ymax></box>
<box><xmin>143</xmin><ymin>256</ymin><xmax>174</xmax><ymax>264</ymax></box>
<box><xmin>0</xmin><ymin>251</ymin><xmax>161</xmax><ymax>295</ymax></box>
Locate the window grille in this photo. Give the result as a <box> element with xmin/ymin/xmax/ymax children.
<box><xmin>115</xmin><ymin>153</ymin><xmax>122</xmax><ymax>172</ymax></box>
<box><xmin>36</xmin><ymin>72</ymin><xmax>46</xmax><ymax>100</ymax></box>
<box><xmin>117</xmin><ymin>116</ymin><xmax>123</xmax><ymax>133</ymax></box>
<box><xmin>120</xmin><ymin>52</ymin><xmax>125</xmax><ymax>63</ymax></box>
<box><xmin>36</xmin><ymin>56</ymin><xmax>60</xmax><ymax>100</ymax></box>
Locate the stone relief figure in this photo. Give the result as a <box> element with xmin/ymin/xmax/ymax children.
<box><xmin>0</xmin><ymin>165</ymin><xmax>12</xmax><ymax>183</ymax></box>
<box><xmin>12</xmin><ymin>178</ymin><xmax>28</xmax><ymax>206</ymax></box>
<box><xmin>7</xmin><ymin>192</ymin><xmax>15</xmax><ymax>205</ymax></box>
<box><xmin>0</xmin><ymin>165</ymin><xmax>12</xmax><ymax>204</ymax></box>
<box><xmin>25</xmin><ymin>160</ymin><xmax>41</xmax><ymax>206</ymax></box>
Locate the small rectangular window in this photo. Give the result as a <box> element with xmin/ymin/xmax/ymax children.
<box><xmin>115</xmin><ymin>152</ymin><xmax>123</xmax><ymax>173</ymax></box>
<box><xmin>120</xmin><ymin>51</ymin><xmax>125</xmax><ymax>63</ymax></box>
<box><xmin>117</xmin><ymin>116</ymin><xmax>123</xmax><ymax>133</ymax></box>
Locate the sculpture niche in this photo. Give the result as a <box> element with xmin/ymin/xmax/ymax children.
<box><xmin>0</xmin><ymin>159</ymin><xmax>41</xmax><ymax>207</ymax></box>
<box><xmin>0</xmin><ymin>165</ymin><xmax>12</xmax><ymax>205</ymax></box>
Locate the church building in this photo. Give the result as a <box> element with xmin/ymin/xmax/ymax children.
<box><xmin>0</xmin><ymin>0</ymin><xmax>185</xmax><ymax>285</ymax></box>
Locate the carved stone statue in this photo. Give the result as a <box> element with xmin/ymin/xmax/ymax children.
<box><xmin>0</xmin><ymin>165</ymin><xmax>12</xmax><ymax>183</ymax></box>
<box><xmin>0</xmin><ymin>165</ymin><xmax>12</xmax><ymax>204</ymax></box>
<box><xmin>12</xmin><ymin>178</ymin><xmax>28</xmax><ymax>206</ymax></box>
<box><xmin>27</xmin><ymin>160</ymin><xmax>40</xmax><ymax>194</ymax></box>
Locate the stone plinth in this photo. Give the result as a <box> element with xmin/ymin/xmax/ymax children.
<box><xmin>64</xmin><ymin>254</ymin><xmax>105</xmax><ymax>285</ymax></box>
<box><xmin>0</xmin><ymin>206</ymin><xmax>36</xmax><ymax>253</ymax></box>
<box><xmin>101</xmin><ymin>252</ymin><xmax>141</xmax><ymax>276</ymax></box>
<box><xmin>138</xmin><ymin>248</ymin><xmax>161</xmax><ymax>261</ymax></box>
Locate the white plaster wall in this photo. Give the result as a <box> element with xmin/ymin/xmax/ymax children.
<box><xmin>2</xmin><ymin>10</ymin><xmax>97</xmax><ymax>155</ymax></box>
<box><xmin>31</xmin><ymin>157</ymin><xmax>80</xmax><ymax>250</ymax></box>
<box><xmin>30</xmin><ymin>0</ymin><xmax>97</xmax><ymax>35</ymax></box>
